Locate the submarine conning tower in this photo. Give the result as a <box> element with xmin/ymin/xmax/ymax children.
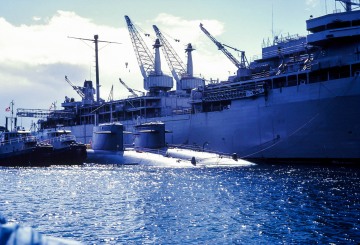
<box><xmin>91</xmin><ymin>123</ymin><xmax>124</xmax><ymax>151</ymax></box>
<box><xmin>134</xmin><ymin>122</ymin><xmax>165</xmax><ymax>149</ymax></box>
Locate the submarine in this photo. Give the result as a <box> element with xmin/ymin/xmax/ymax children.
<box><xmin>85</xmin><ymin>122</ymin><xmax>254</xmax><ymax>167</ymax></box>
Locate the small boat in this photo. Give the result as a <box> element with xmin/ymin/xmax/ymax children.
<box><xmin>37</xmin><ymin>128</ymin><xmax>87</xmax><ymax>165</ymax></box>
<box><xmin>0</xmin><ymin>126</ymin><xmax>53</xmax><ymax>167</ymax></box>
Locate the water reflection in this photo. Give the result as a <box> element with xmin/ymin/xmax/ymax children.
<box><xmin>0</xmin><ymin>164</ymin><xmax>359</xmax><ymax>244</ymax></box>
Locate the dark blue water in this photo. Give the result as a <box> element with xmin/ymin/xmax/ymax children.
<box><xmin>0</xmin><ymin>164</ymin><xmax>359</xmax><ymax>244</ymax></box>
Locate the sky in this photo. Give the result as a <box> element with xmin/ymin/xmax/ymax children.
<box><xmin>0</xmin><ymin>0</ymin><xmax>342</xmax><ymax>128</ymax></box>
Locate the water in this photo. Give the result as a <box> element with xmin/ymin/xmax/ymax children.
<box><xmin>0</xmin><ymin>164</ymin><xmax>359</xmax><ymax>244</ymax></box>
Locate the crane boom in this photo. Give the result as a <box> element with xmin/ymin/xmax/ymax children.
<box><xmin>153</xmin><ymin>25</ymin><xmax>186</xmax><ymax>86</ymax></box>
<box><xmin>65</xmin><ymin>76</ymin><xmax>85</xmax><ymax>99</ymax></box>
<box><xmin>222</xmin><ymin>44</ymin><xmax>249</xmax><ymax>69</ymax></box>
<box><xmin>336</xmin><ymin>0</ymin><xmax>360</xmax><ymax>11</ymax></box>
<box><xmin>199</xmin><ymin>23</ymin><xmax>248</xmax><ymax>69</ymax></box>
<box><xmin>124</xmin><ymin>15</ymin><xmax>155</xmax><ymax>80</ymax></box>
<box><xmin>119</xmin><ymin>78</ymin><xmax>138</xmax><ymax>97</ymax></box>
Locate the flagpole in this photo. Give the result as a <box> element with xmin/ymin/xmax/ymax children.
<box><xmin>10</xmin><ymin>100</ymin><xmax>14</xmax><ymax>130</ymax></box>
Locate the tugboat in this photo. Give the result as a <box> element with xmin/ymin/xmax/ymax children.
<box><xmin>37</xmin><ymin>127</ymin><xmax>87</xmax><ymax>165</ymax></box>
<box><xmin>0</xmin><ymin>125</ymin><xmax>53</xmax><ymax>167</ymax></box>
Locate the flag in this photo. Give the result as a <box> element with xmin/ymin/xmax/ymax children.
<box><xmin>5</xmin><ymin>106</ymin><xmax>10</xmax><ymax>112</ymax></box>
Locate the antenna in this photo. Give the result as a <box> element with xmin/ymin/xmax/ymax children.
<box><xmin>325</xmin><ymin>0</ymin><xmax>328</xmax><ymax>14</ymax></box>
<box><xmin>10</xmin><ymin>100</ymin><xmax>15</xmax><ymax>130</ymax></box>
<box><xmin>68</xmin><ymin>35</ymin><xmax>121</xmax><ymax>103</ymax></box>
<box><xmin>272</xmin><ymin>4</ymin><xmax>274</xmax><ymax>41</ymax></box>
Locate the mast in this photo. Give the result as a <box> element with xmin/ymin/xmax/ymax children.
<box><xmin>153</xmin><ymin>39</ymin><xmax>162</xmax><ymax>75</ymax></box>
<box><xmin>68</xmin><ymin>35</ymin><xmax>121</xmax><ymax>103</ymax></box>
<box><xmin>94</xmin><ymin>35</ymin><xmax>100</xmax><ymax>103</ymax></box>
<box><xmin>152</xmin><ymin>25</ymin><xmax>204</xmax><ymax>93</ymax></box>
<box><xmin>5</xmin><ymin>100</ymin><xmax>15</xmax><ymax>130</ymax></box>
<box><xmin>185</xmin><ymin>43</ymin><xmax>195</xmax><ymax>77</ymax></box>
<box><xmin>10</xmin><ymin>100</ymin><xmax>15</xmax><ymax>130</ymax></box>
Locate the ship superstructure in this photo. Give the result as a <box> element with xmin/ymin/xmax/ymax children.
<box><xmin>18</xmin><ymin>1</ymin><xmax>360</xmax><ymax>164</ymax></box>
<box><xmin>153</xmin><ymin>25</ymin><xmax>204</xmax><ymax>93</ymax></box>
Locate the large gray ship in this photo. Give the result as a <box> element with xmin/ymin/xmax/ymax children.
<box><xmin>18</xmin><ymin>0</ymin><xmax>360</xmax><ymax>163</ymax></box>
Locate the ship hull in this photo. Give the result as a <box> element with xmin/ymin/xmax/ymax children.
<box><xmin>50</xmin><ymin>145</ymin><xmax>87</xmax><ymax>165</ymax></box>
<box><xmin>0</xmin><ymin>145</ymin><xmax>53</xmax><ymax>167</ymax></box>
<box><xmin>66</xmin><ymin>77</ymin><xmax>360</xmax><ymax>164</ymax></box>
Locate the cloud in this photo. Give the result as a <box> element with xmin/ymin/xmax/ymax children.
<box><xmin>150</xmin><ymin>13</ymin><xmax>232</xmax><ymax>80</ymax></box>
<box><xmin>0</xmin><ymin>14</ymin><xmax>94</xmax><ymax>127</ymax></box>
<box><xmin>305</xmin><ymin>0</ymin><xmax>320</xmax><ymax>8</ymax></box>
<box><xmin>32</xmin><ymin>16</ymin><xmax>41</xmax><ymax>21</ymax></box>
<box><xmin>0</xmin><ymin>11</ymin><xmax>128</xmax><ymax>108</ymax></box>
<box><xmin>0</xmin><ymin>11</ymin><xmax>235</xmax><ymax>127</ymax></box>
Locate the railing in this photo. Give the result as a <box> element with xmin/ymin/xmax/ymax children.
<box><xmin>131</xmin><ymin>145</ymin><xmax>236</xmax><ymax>160</ymax></box>
<box><xmin>0</xmin><ymin>136</ymin><xmax>37</xmax><ymax>146</ymax></box>
<box><xmin>251</xmin><ymin>70</ymin><xmax>271</xmax><ymax>80</ymax></box>
<box><xmin>172</xmin><ymin>108</ymin><xmax>192</xmax><ymax>115</ymax></box>
<box><xmin>166</xmin><ymin>144</ymin><xmax>236</xmax><ymax>160</ymax></box>
<box><xmin>23</xmin><ymin>136</ymin><xmax>37</xmax><ymax>143</ymax></box>
<box><xmin>59</xmin><ymin>135</ymin><xmax>76</xmax><ymax>142</ymax></box>
<box><xmin>132</xmin><ymin>147</ymin><xmax>168</xmax><ymax>156</ymax></box>
<box><xmin>39</xmin><ymin>135</ymin><xmax>76</xmax><ymax>144</ymax></box>
<box><xmin>203</xmin><ymin>82</ymin><xmax>265</xmax><ymax>102</ymax></box>
<box><xmin>17</xmin><ymin>108</ymin><xmax>75</xmax><ymax>119</ymax></box>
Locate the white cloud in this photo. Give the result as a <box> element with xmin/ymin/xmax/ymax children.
<box><xmin>0</xmin><ymin>11</ymin><xmax>236</xmax><ymax>127</ymax></box>
<box><xmin>32</xmin><ymin>16</ymin><xmax>41</xmax><ymax>21</ymax></box>
<box><xmin>305</xmin><ymin>0</ymin><xmax>320</xmax><ymax>8</ymax></box>
<box><xmin>151</xmin><ymin>13</ymin><xmax>232</xmax><ymax>80</ymax></box>
<box><xmin>0</xmin><ymin>11</ymin><xmax>129</xmax><ymax>109</ymax></box>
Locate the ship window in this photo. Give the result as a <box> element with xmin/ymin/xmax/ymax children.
<box><xmin>328</xmin><ymin>65</ymin><xmax>350</xmax><ymax>80</ymax></box>
<box><xmin>308</xmin><ymin>25</ymin><xmax>326</xmax><ymax>33</ymax></box>
<box><xmin>309</xmin><ymin>70</ymin><xmax>328</xmax><ymax>83</ymax></box>
<box><xmin>352</xmin><ymin>63</ymin><xmax>360</xmax><ymax>76</ymax></box>
<box><xmin>327</xmin><ymin>21</ymin><xmax>351</xmax><ymax>30</ymax></box>
<box><xmin>262</xmin><ymin>80</ymin><xmax>271</xmax><ymax>91</ymax></box>
<box><xmin>287</xmin><ymin>75</ymin><xmax>297</xmax><ymax>87</ymax></box>
<box><xmin>273</xmin><ymin>77</ymin><xmax>286</xmax><ymax>88</ymax></box>
<box><xmin>352</xmin><ymin>19</ymin><xmax>360</xmax><ymax>27</ymax></box>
